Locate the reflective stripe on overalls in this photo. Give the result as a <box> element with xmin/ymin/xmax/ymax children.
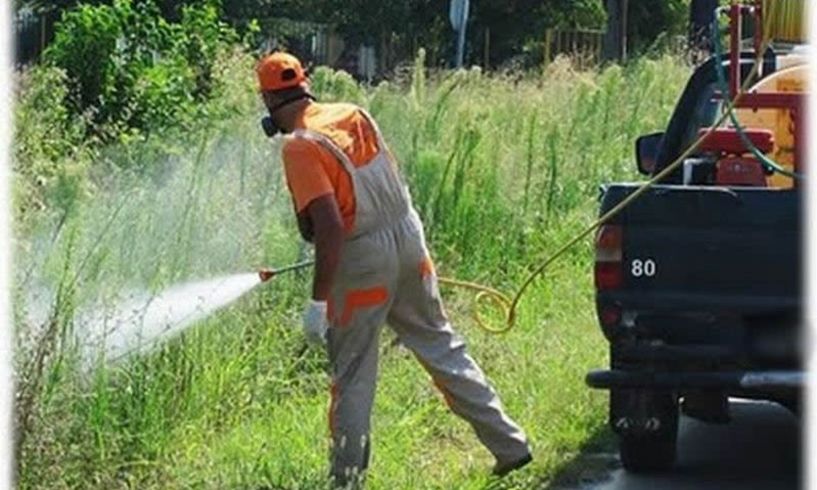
<box><xmin>290</xmin><ymin>110</ymin><xmax>530</xmax><ymax>486</ymax></box>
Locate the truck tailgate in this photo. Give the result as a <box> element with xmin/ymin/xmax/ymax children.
<box><xmin>599</xmin><ymin>184</ymin><xmax>802</xmax><ymax>314</ymax></box>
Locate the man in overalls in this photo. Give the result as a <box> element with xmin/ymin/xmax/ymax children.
<box><xmin>256</xmin><ymin>52</ymin><xmax>531</xmax><ymax>487</ymax></box>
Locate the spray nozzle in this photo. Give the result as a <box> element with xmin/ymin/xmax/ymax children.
<box><xmin>258</xmin><ymin>269</ymin><xmax>275</xmax><ymax>282</ymax></box>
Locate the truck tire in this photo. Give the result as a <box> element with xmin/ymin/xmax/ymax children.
<box><xmin>617</xmin><ymin>391</ymin><xmax>679</xmax><ymax>473</ymax></box>
<box><xmin>619</xmin><ymin>426</ymin><xmax>678</xmax><ymax>473</ymax></box>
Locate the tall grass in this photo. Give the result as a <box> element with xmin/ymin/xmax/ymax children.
<box><xmin>13</xmin><ymin>51</ymin><xmax>690</xmax><ymax>489</ymax></box>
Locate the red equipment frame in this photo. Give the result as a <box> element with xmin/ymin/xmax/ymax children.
<box><xmin>726</xmin><ymin>0</ymin><xmax>805</xmax><ymax>174</ymax></box>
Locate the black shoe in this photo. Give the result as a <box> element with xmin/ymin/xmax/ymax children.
<box><xmin>492</xmin><ymin>452</ymin><xmax>533</xmax><ymax>477</ymax></box>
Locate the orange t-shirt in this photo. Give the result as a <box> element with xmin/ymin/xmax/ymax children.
<box><xmin>281</xmin><ymin>102</ymin><xmax>379</xmax><ymax>233</ymax></box>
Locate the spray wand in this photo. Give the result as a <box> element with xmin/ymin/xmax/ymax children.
<box><xmin>258</xmin><ymin>260</ymin><xmax>315</xmax><ymax>283</ymax></box>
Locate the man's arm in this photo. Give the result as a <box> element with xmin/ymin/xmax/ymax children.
<box><xmin>303</xmin><ymin>194</ymin><xmax>344</xmax><ymax>301</ymax></box>
<box><xmin>295</xmin><ymin>202</ymin><xmax>314</xmax><ymax>242</ymax></box>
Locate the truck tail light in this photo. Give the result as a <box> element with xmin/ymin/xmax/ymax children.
<box><xmin>595</xmin><ymin>224</ymin><xmax>623</xmax><ymax>290</ymax></box>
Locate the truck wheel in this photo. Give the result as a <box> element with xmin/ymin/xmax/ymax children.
<box><xmin>616</xmin><ymin>391</ymin><xmax>679</xmax><ymax>473</ymax></box>
<box><xmin>619</xmin><ymin>427</ymin><xmax>678</xmax><ymax>473</ymax></box>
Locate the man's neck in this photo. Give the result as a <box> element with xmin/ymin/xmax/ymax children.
<box><xmin>275</xmin><ymin>98</ymin><xmax>314</xmax><ymax>133</ymax></box>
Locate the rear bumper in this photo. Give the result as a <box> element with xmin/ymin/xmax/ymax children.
<box><xmin>586</xmin><ymin>369</ymin><xmax>806</xmax><ymax>391</ymax></box>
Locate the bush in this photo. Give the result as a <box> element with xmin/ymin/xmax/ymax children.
<box><xmin>43</xmin><ymin>2</ymin><xmax>123</xmax><ymax>116</ymax></box>
<box><xmin>175</xmin><ymin>3</ymin><xmax>239</xmax><ymax>101</ymax></box>
<box><xmin>131</xmin><ymin>55</ymin><xmax>196</xmax><ymax>131</ymax></box>
<box><xmin>309</xmin><ymin>66</ymin><xmax>367</xmax><ymax>104</ymax></box>
<box><xmin>43</xmin><ymin>0</ymin><xmax>238</xmax><ymax>138</ymax></box>
<box><xmin>14</xmin><ymin>1</ymin><xmax>246</xmax><ymax>224</ymax></box>
<box><xmin>13</xmin><ymin>66</ymin><xmax>91</xmax><ymax>220</ymax></box>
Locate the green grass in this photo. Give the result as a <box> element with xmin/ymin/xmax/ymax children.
<box><xmin>13</xmin><ymin>51</ymin><xmax>690</xmax><ymax>489</ymax></box>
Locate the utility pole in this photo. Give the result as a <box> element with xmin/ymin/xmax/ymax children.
<box><xmin>603</xmin><ymin>0</ymin><xmax>628</xmax><ymax>62</ymax></box>
<box><xmin>450</xmin><ymin>0</ymin><xmax>469</xmax><ymax>68</ymax></box>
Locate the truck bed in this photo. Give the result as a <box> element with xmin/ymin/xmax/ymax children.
<box><xmin>598</xmin><ymin>184</ymin><xmax>802</xmax><ymax>316</ymax></box>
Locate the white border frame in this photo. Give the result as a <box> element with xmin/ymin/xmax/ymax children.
<box><xmin>1</xmin><ymin>0</ymin><xmax>13</xmax><ymax>487</ymax></box>
<box><xmin>0</xmin><ymin>3</ymin><xmax>814</xmax><ymax>490</ymax></box>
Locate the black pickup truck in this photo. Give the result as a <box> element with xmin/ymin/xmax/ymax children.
<box><xmin>585</xmin><ymin>52</ymin><xmax>804</xmax><ymax>472</ymax></box>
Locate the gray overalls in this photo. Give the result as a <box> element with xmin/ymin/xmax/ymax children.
<box><xmin>288</xmin><ymin>108</ymin><xmax>530</xmax><ymax>486</ymax></box>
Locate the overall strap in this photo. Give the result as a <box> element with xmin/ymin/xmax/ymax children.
<box><xmin>356</xmin><ymin>109</ymin><xmax>388</xmax><ymax>156</ymax></box>
<box><xmin>290</xmin><ymin>129</ymin><xmax>357</xmax><ymax>175</ymax></box>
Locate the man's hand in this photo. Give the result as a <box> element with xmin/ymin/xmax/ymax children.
<box><xmin>303</xmin><ymin>299</ymin><xmax>328</xmax><ymax>345</ymax></box>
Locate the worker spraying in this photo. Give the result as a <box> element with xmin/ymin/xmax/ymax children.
<box><xmin>255</xmin><ymin>52</ymin><xmax>531</xmax><ymax>487</ymax></box>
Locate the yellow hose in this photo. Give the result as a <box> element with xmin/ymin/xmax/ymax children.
<box><xmin>762</xmin><ymin>0</ymin><xmax>805</xmax><ymax>42</ymax></box>
<box><xmin>439</xmin><ymin>36</ymin><xmax>773</xmax><ymax>335</ymax></box>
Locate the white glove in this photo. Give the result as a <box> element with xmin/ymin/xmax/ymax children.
<box><xmin>302</xmin><ymin>300</ymin><xmax>329</xmax><ymax>346</ymax></box>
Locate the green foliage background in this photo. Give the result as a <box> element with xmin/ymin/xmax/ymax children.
<box><xmin>13</xmin><ymin>0</ymin><xmax>244</xmax><ymax>226</ymax></box>
<box><xmin>13</xmin><ymin>0</ymin><xmax>693</xmax><ymax>223</ymax></box>
<box><xmin>43</xmin><ymin>0</ymin><xmax>237</xmax><ymax>136</ymax></box>
<box><xmin>18</xmin><ymin>0</ymin><xmax>691</xmax><ymax>66</ymax></box>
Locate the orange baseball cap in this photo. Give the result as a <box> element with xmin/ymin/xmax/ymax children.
<box><xmin>256</xmin><ymin>52</ymin><xmax>308</xmax><ymax>92</ymax></box>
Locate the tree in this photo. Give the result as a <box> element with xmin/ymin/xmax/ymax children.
<box><xmin>470</xmin><ymin>0</ymin><xmax>605</xmax><ymax>67</ymax></box>
<box><xmin>605</xmin><ymin>0</ymin><xmax>690</xmax><ymax>61</ymax></box>
<box><xmin>689</xmin><ymin>0</ymin><xmax>718</xmax><ymax>51</ymax></box>
<box><xmin>603</xmin><ymin>0</ymin><xmax>628</xmax><ymax>61</ymax></box>
<box><xmin>19</xmin><ymin>0</ymin><xmax>693</xmax><ymax>72</ymax></box>
<box><xmin>627</xmin><ymin>0</ymin><xmax>688</xmax><ymax>52</ymax></box>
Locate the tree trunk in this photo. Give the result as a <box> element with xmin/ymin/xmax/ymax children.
<box><xmin>603</xmin><ymin>0</ymin><xmax>628</xmax><ymax>62</ymax></box>
<box><xmin>380</xmin><ymin>29</ymin><xmax>388</xmax><ymax>77</ymax></box>
<box><xmin>689</xmin><ymin>0</ymin><xmax>719</xmax><ymax>52</ymax></box>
